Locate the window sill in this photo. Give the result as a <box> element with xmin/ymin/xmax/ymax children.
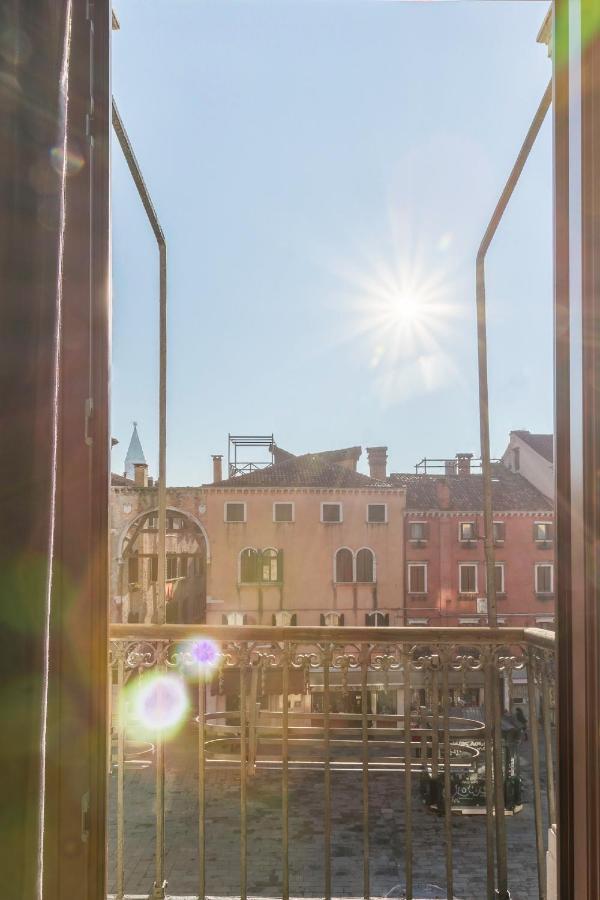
<box><xmin>535</xmin><ymin>542</ymin><xmax>553</xmax><ymax>549</ymax></box>
<box><xmin>457</xmin><ymin>593</ymin><xmax>477</xmax><ymax>600</ymax></box>
<box><xmin>459</xmin><ymin>540</ymin><xmax>477</xmax><ymax>548</ymax></box>
<box><xmin>535</xmin><ymin>592</ymin><xmax>554</xmax><ymax>600</ymax></box>
<box><xmin>409</xmin><ymin>540</ymin><xmax>428</xmax><ymax>548</ymax></box>
<box><xmin>367</xmin><ymin>521</ymin><xmax>387</xmax><ymax>525</ymax></box>
<box><xmin>408</xmin><ymin>592</ymin><xmax>428</xmax><ymax>599</ymax></box>
<box><xmin>238</xmin><ymin>581</ymin><xmax>283</xmax><ymax>587</ymax></box>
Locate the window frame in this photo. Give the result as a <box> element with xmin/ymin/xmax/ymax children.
<box><xmin>535</xmin><ymin>562</ymin><xmax>554</xmax><ymax>595</ymax></box>
<box><xmin>493</xmin><ymin>520</ymin><xmax>506</xmax><ymax>544</ymax></box>
<box><xmin>321</xmin><ymin>501</ymin><xmax>343</xmax><ymax>523</ymax></box>
<box><xmin>334</xmin><ymin>546</ymin><xmax>354</xmax><ymax>584</ymax></box>
<box><xmin>365</xmin><ymin>611</ymin><xmax>389</xmax><ymax>626</ymax></box>
<box><xmin>534</xmin><ymin>520</ymin><xmax>553</xmax><ymax>544</ymax></box>
<box><xmin>459</xmin><ymin>520</ymin><xmax>477</xmax><ymax>543</ymax></box>
<box><xmin>273</xmin><ymin>501</ymin><xmax>295</xmax><ymax>523</ymax></box>
<box><xmin>355</xmin><ymin>546</ymin><xmax>376</xmax><ymax>583</ymax></box>
<box><xmin>366</xmin><ymin>502</ymin><xmax>388</xmax><ymax>524</ymax></box>
<box><xmin>408</xmin><ymin>520</ymin><xmax>428</xmax><ymax>543</ymax></box>
<box><xmin>492</xmin><ymin>561</ymin><xmax>505</xmax><ymax>594</ymax></box>
<box><xmin>407</xmin><ymin>562</ymin><xmax>428</xmax><ymax>594</ymax></box>
<box><xmin>224</xmin><ymin>501</ymin><xmax>247</xmax><ymax>523</ymax></box>
<box><xmin>459</xmin><ymin>562</ymin><xmax>478</xmax><ymax>594</ymax></box>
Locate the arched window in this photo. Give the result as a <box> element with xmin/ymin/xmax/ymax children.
<box><xmin>335</xmin><ymin>548</ymin><xmax>354</xmax><ymax>583</ymax></box>
<box><xmin>365</xmin><ymin>611</ymin><xmax>389</xmax><ymax>626</ymax></box>
<box><xmin>356</xmin><ymin>548</ymin><xmax>375</xmax><ymax>583</ymax></box>
<box><xmin>240</xmin><ymin>548</ymin><xmax>259</xmax><ymax>583</ymax></box>
<box><xmin>261</xmin><ymin>548</ymin><xmax>282</xmax><ymax>583</ymax></box>
<box><xmin>320</xmin><ymin>612</ymin><xmax>344</xmax><ymax>626</ymax></box>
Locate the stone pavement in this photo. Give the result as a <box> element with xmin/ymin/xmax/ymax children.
<box><xmin>107</xmin><ymin>724</ymin><xmax>550</xmax><ymax>899</ymax></box>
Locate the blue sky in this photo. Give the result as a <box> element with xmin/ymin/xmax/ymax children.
<box><xmin>111</xmin><ymin>1</ymin><xmax>553</xmax><ymax>485</ymax></box>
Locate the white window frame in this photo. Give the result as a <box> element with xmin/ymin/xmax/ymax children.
<box><xmin>224</xmin><ymin>501</ymin><xmax>247</xmax><ymax>523</ymax></box>
<box><xmin>273</xmin><ymin>610</ymin><xmax>297</xmax><ymax>626</ymax></box>
<box><xmin>493</xmin><ymin>520</ymin><xmax>506</xmax><ymax>543</ymax></box>
<box><xmin>408</xmin><ymin>520</ymin><xmax>428</xmax><ymax>542</ymax></box>
<box><xmin>459</xmin><ymin>562</ymin><xmax>478</xmax><ymax>594</ymax></box>
<box><xmin>238</xmin><ymin>546</ymin><xmax>258</xmax><ymax>584</ymax></box>
<box><xmin>534</xmin><ymin>521</ymin><xmax>553</xmax><ymax>543</ymax></box>
<box><xmin>333</xmin><ymin>546</ymin><xmax>355</xmax><ymax>583</ymax></box>
<box><xmin>407</xmin><ymin>617</ymin><xmax>429</xmax><ymax>626</ymax></box>
<box><xmin>535</xmin><ymin>562</ymin><xmax>554</xmax><ymax>594</ymax></box>
<box><xmin>356</xmin><ymin>546</ymin><xmax>376</xmax><ymax>583</ymax></box>
<box><xmin>366</xmin><ymin>503</ymin><xmax>388</xmax><ymax>524</ymax></box>
<box><xmin>321</xmin><ymin>501</ymin><xmax>343</xmax><ymax>523</ymax></box>
<box><xmin>273</xmin><ymin>501</ymin><xmax>295</xmax><ymax>523</ymax></box>
<box><xmin>407</xmin><ymin>562</ymin><xmax>428</xmax><ymax>594</ymax></box>
<box><xmin>493</xmin><ymin>561</ymin><xmax>505</xmax><ymax>594</ymax></box>
<box><xmin>459</xmin><ymin>617</ymin><xmax>481</xmax><ymax>625</ymax></box>
<box><xmin>224</xmin><ymin>611</ymin><xmax>246</xmax><ymax>626</ymax></box>
<box><xmin>323</xmin><ymin>611</ymin><xmax>343</xmax><ymax>626</ymax></box>
<box><xmin>459</xmin><ymin>521</ymin><xmax>477</xmax><ymax>543</ymax></box>
<box><xmin>536</xmin><ymin>616</ymin><xmax>555</xmax><ymax>627</ymax></box>
<box><xmin>366</xmin><ymin>611</ymin><xmax>388</xmax><ymax>626</ymax></box>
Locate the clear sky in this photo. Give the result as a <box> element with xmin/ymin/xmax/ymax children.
<box><xmin>111</xmin><ymin>0</ymin><xmax>553</xmax><ymax>485</ymax></box>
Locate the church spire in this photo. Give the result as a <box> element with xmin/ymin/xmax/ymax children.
<box><xmin>124</xmin><ymin>421</ymin><xmax>147</xmax><ymax>480</ymax></box>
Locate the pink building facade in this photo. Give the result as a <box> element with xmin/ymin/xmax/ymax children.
<box><xmin>392</xmin><ymin>458</ymin><xmax>554</xmax><ymax>628</ymax></box>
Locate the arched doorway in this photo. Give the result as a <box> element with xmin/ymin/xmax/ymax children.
<box><xmin>116</xmin><ymin>508</ymin><xmax>207</xmax><ymax>624</ymax></box>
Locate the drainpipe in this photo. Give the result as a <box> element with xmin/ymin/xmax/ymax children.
<box><xmin>112</xmin><ymin>100</ymin><xmax>167</xmax><ymax>629</ymax></box>
<box><xmin>476</xmin><ymin>80</ymin><xmax>552</xmax><ymax>900</ymax></box>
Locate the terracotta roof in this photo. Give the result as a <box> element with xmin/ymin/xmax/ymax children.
<box><xmin>111</xmin><ymin>472</ymin><xmax>135</xmax><ymax>486</ymax></box>
<box><xmin>273</xmin><ymin>444</ymin><xmax>362</xmax><ymax>466</ymax></box>
<box><xmin>389</xmin><ymin>464</ymin><xmax>552</xmax><ymax>511</ymax></box>
<box><xmin>209</xmin><ymin>453</ymin><xmax>386</xmax><ymax>489</ymax></box>
<box><xmin>512</xmin><ymin>430</ymin><xmax>554</xmax><ymax>463</ymax></box>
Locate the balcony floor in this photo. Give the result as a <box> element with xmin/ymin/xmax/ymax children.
<box><xmin>107</xmin><ymin>722</ymin><xmax>550</xmax><ymax>900</ymax></box>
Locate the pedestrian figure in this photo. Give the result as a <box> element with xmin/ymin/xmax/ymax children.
<box><xmin>515</xmin><ymin>706</ymin><xmax>528</xmax><ymax>741</ymax></box>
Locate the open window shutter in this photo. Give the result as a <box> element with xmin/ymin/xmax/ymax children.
<box><xmin>423</xmin><ymin>522</ymin><xmax>429</xmax><ymax>540</ymax></box>
<box><xmin>365</xmin><ymin>613</ymin><xmax>370</xmax><ymax>625</ymax></box>
<box><xmin>277</xmin><ymin>549</ymin><xmax>284</xmax><ymax>582</ymax></box>
<box><xmin>547</xmin><ymin>522</ymin><xmax>554</xmax><ymax>540</ymax></box>
<box><xmin>271</xmin><ymin>613</ymin><xmax>276</xmax><ymax>625</ymax></box>
<box><xmin>339</xmin><ymin>614</ymin><xmax>345</xmax><ymax>626</ymax></box>
<box><xmin>242</xmin><ymin>614</ymin><xmax>248</xmax><ymax>625</ymax></box>
<box><xmin>533</xmin><ymin>522</ymin><xmax>539</xmax><ymax>541</ymax></box>
<box><xmin>384</xmin><ymin>613</ymin><xmax>390</xmax><ymax>626</ymax></box>
<box><xmin>221</xmin><ymin>614</ymin><xmax>228</xmax><ymax>625</ymax></box>
<box><xmin>320</xmin><ymin>614</ymin><xmax>325</xmax><ymax>626</ymax></box>
<box><xmin>291</xmin><ymin>614</ymin><xmax>297</xmax><ymax>626</ymax></box>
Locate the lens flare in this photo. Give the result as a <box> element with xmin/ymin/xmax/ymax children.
<box><xmin>50</xmin><ymin>145</ymin><xmax>84</xmax><ymax>176</ymax></box>
<box><xmin>132</xmin><ymin>673</ymin><xmax>189</xmax><ymax>734</ymax></box>
<box><xmin>190</xmin><ymin>638</ymin><xmax>220</xmax><ymax>672</ymax></box>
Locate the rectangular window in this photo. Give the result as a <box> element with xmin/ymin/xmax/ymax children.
<box><xmin>367</xmin><ymin>503</ymin><xmax>387</xmax><ymax>523</ymax></box>
<box><xmin>225</xmin><ymin>502</ymin><xmax>246</xmax><ymax>523</ymax></box>
<box><xmin>495</xmin><ymin>563</ymin><xmax>505</xmax><ymax>594</ymax></box>
<box><xmin>321</xmin><ymin>502</ymin><xmax>342</xmax><ymax>523</ymax></box>
<box><xmin>408</xmin><ymin>563</ymin><xmax>427</xmax><ymax>594</ymax></box>
<box><xmin>273</xmin><ymin>502</ymin><xmax>294</xmax><ymax>523</ymax></box>
<box><xmin>459</xmin><ymin>563</ymin><xmax>477</xmax><ymax>594</ymax></box>
<box><xmin>534</xmin><ymin>521</ymin><xmax>553</xmax><ymax>543</ymax></box>
<box><xmin>535</xmin><ymin>563</ymin><xmax>553</xmax><ymax>594</ymax></box>
<box><xmin>459</xmin><ymin>521</ymin><xmax>477</xmax><ymax>542</ymax></box>
<box><xmin>407</xmin><ymin>618</ymin><xmax>429</xmax><ymax>626</ymax></box>
<box><xmin>409</xmin><ymin>521</ymin><xmax>428</xmax><ymax>542</ymax></box>
<box><xmin>493</xmin><ymin>521</ymin><xmax>506</xmax><ymax>543</ymax></box>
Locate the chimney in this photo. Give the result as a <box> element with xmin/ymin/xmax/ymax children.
<box><xmin>456</xmin><ymin>453</ymin><xmax>473</xmax><ymax>476</ymax></box>
<box><xmin>367</xmin><ymin>446</ymin><xmax>388</xmax><ymax>480</ymax></box>
<box><xmin>134</xmin><ymin>462</ymin><xmax>148</xmax><ymax>487</ymax></box>
<box><xmin>435</xmin><ymin>478</ymin><xmax>451</xmax><ymax>510</ymax></box>
<box><xmin>212</xmin><ymin>454</ymin><xmax>223</xmax><ymax>483</ymax></box>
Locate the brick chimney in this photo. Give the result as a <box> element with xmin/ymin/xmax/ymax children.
<box><xmin>456</xmin><ymin>453</ymin><xmax>473</xmax><ymax>476</ymax></box>
<box><xmin>367</xmin><ymin>446</ymin><xmax>388</xmax><ymax>480</ymax></box>
<box><xmin>212</xmin><ymin>454</ymin><xmax>223</xmax><ymax>483</ymax></box>
<box><xmin>435</xmin><ymin>478</ymin><xmax>451</xmax><ymax>510</ymax></box>
<box><xmin>134</xmin><ymin>462</ymin><xmax>148</xmax><ymax>487</ymax></box>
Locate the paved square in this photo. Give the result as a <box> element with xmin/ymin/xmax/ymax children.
<box><xmin>108</xmin><ymin>724</ymin><xmax>550</xmax><ymax>899</ymax></box>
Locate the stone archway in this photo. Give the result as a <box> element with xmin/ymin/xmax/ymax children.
<box><xmin>116</xmin><ymin>507</ymin><xmax>208</xmax><ymax>625</ymax></box>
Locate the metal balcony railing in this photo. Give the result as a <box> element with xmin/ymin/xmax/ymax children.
<box><xmin>108</xmin><ymin>624</ymin><xmax>556</xmax><ymax>900</ymax></box>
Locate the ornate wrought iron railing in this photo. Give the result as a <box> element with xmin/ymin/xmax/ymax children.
<box><xmin>108</xmin><ymin>624</ymin><xmax>555</xmax><ymax>900</ymax></box>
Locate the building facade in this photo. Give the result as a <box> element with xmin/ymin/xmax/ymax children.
<box><xmin>392</xmin><ymin>455</ymin><xmax>554</xmax><ymax>628</ymax></box>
